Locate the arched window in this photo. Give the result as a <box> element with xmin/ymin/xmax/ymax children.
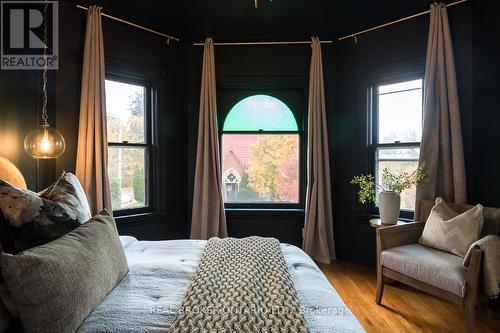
<box><xmin>223</xmin><ymin>95</ymin><xmax>298</xmax><ymax>131</ymax></box>
<box><xmin>221</xmin><ymin>95</ymin><xmax>300</xmax><ymax>205</ymax></box>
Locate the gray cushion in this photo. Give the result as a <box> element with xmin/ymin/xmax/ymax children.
<box><xmin>0</xmin><ymin>283</ymin><xmax>16</xmax><ymax>319</ymax></box>
<box><xmin>0</xmin><ymin>210</ymin><xmax>128</xmax><ymax>333</ymax></box>
<box><xmin>0</xmin><ymin>301</ymin><xmax>10</xmax><ymax>333</ymax></box>
<box><xmin>381</xmin><ymin>244</ymin><xmax>467</xmax><ymax>297</ymax></box>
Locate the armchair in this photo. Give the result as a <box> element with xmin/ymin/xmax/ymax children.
<box><xmin>375</xmin><ymin>200</ymin><xmax>500</xmax><ymax>333</ymax></box>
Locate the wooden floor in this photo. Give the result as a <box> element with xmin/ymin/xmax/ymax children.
<box><xmin>318</xmin><ymin>261</ymin><xmax>500</xmax><ymax>333</ymax></box>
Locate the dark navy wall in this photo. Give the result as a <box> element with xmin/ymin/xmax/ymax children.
<box><xmin>0</xmin><ymin>1</ymin><xmax>189</xmax><ymax>240</ymax></box>
<box><xmin>1</xmin><ymin>1</ymin><xmax>498</xmax><ymax>261</ymax></box>
<box><xmin>330</xmin><ymin>2</ymin><xmax>475</xmax><ymax>265</ymax></box>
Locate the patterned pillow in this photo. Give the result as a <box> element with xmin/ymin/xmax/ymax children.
<box><xmin>40</xmin><ymin>171</ymin><xmax>91</xmax><ymax>221</ymax></box>
<box><xmin>419</xmin><ymin>197</ymin><xmax>484</xmax><ymax>257</ymax></box>
<box><xmin>0</xmin><ymin>210</ymin><xmax>128</xmax><ymax>333</ymax></box>
<box><xmin>0</xmin><ymin>172</ymin><xmax>91</xmax><ymax>252</ymax></box>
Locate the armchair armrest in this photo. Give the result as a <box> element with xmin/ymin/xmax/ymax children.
<box><xmin>465</xmin><ymin>247</ymin><xmax>483</xmax><ymax>306</ymax></box>
<box><xmin>376</xmin><ymin>222</ymin><xmax>425</xmax><ymax>254</ymax></box>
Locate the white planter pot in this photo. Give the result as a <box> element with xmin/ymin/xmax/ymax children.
<box><xmin>378</xmin><ymin>191</ymin><xmax>401</xmax><ymax>225</ymax></box>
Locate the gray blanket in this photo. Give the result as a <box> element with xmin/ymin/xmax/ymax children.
<box><xmin>464</xmin><ymin>234</ymin><xmax>500</xmax><ymax>298</ymax></box>
<box><xmin>77</xmin><ymin>238</ymin><xmax>364</xmax><ymax>333</ymax></box>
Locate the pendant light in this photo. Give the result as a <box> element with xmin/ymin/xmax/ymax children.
<box><xmin>24</xmin><ymin>1</ymin><xmax>65</xmax><ymax>159</ymax></box>
<box><xmin>254</xmin><ymin>0</ymin><xmax>272</xmax><ymax>9</ymax></box>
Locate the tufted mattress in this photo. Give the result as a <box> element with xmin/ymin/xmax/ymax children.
<box><xmin>76</xmin><ymin>237</ymin><xmax>364</xmax><ymax>333</ymax></box>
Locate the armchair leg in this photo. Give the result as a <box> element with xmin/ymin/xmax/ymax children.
<box><xmin>465</xmin><ymin>298</ymin><xmax>476</xmax><ymax>333</ymax></box>
<box><xmin>376</xmin><ymin>267</ymin><xmax>384</xmax><ymax>305</ymax></box>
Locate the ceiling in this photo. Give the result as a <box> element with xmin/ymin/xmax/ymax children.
<box><xmin>72</xmin><ymin>0</ymin><xmax>441</xmax><ymax>42</ymax></box>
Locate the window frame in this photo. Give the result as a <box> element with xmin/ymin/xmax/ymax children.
<box><xmin>368</xmin><ymin>73</ymin><xmax>423</xmax><ymax>219</ymax></box>
<box><xmin>219</xmin><ymin>93</ymin><xmax>305</xmax><ymax>210</ymax></box>
<box><xmin>105</xmin><ymin>73</ymin><xmax>154</xmax><ymax>217</ymax></box>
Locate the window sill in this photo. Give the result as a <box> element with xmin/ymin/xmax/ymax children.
<box><xmin>225</xmin><ymin>208</ymin><xmax>305</xmax><ymax>217</ymax></box>
<box><xmin>114</xmin><ymin>211</ymin><xmax>171</xmax><ymax>226</ymax></box>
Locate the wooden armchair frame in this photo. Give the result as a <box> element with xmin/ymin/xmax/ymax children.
<box><xmin>375</xmin><ymin>200</ymin><xmax>500</xmax><ymax>333</ymax></box>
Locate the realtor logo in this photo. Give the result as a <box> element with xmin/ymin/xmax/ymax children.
<box><xmin>1</xmin><ymin>1</ymin><xmax>58</xmax><ymax>70</ymax></box>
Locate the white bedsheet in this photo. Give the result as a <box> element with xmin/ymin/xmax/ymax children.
<box><xmin>77</xmin><ymin>238</ymin><xmax>364</xmax><ymax>333</ymax></box>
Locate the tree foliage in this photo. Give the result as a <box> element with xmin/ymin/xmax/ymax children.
<box><xmin>133</xmin><ymin>167</ymin><xmax>145</xmax><ymax>203</ymax></box>
<box><xmin>107</xmin><ymin>91</ymin><xmax>147</xmax><ymax>209</ymax></box>
<box><xmin>247</xmin><ymin>135</ymin><xmax>298</xmax><ymax>202</ymax></box>
<box><xmin>276</xmin><ymin>152</ymin><xmax>299</xmax><ymax>201</ymax></box>
<box><xmin>109</xmin><ymin>173</ymin><xmax>122</xmax><ymax>209</ymax></box>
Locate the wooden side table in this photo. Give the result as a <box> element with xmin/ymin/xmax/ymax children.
<box><xmin>369</xmin><ymin>218</ymin><xmax>407</xmax><ymax>228</ymax></box>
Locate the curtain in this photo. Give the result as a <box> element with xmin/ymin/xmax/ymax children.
<box><xmin>415</xmin><ymin>3</ymin><xmax>467</xmax><ymax>221</ymax></box>
<box><xmin>75</xmin><ymin>6</ymin><xmax>111</xmax><ymax>215</ymax></box>
<box><xmin>303</xmin><ymin>37</ymin><xmax>336</xmax><ymax>264</ymax></box>
<box><xmin>190</xmin><ymin>38</ymin><xmax>228</xmax><ymax>239</ymax></box>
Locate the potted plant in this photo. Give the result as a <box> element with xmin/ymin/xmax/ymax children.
<box><xmin>350</xmin><ymin>164</ymin><xmax>426</xmax><ymax>224</ymax></box>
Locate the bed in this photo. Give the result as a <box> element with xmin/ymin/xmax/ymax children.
<box><xmin>77</xmin><ymin>237</ymin><xmax>364</xmax><ymax>333</ymax></box>
<box><xmin>0</xmin><ymin>157</ymin><xmax>364</xmax><ymax>333</ymax></box>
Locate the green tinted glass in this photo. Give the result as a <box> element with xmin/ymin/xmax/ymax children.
<box><xmin>223</xmin><ymin>95</ymin><xmax>298</xmax><ymax>131</ymax></box>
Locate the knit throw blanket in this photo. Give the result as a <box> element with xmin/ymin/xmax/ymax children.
<box><xmin>168</xmin><ymin>237</ymin><xmax>309</xmax><ymax>333</ymax></box>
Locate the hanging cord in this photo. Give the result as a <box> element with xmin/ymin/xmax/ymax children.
<box><xmin>41</xmin><ymin>1</ymin><xmax>49</xmax><ymax>126</ymax></box>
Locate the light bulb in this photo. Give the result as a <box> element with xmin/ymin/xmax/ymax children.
<box><xmin>24</xmin><ymin>124</ymin><xmax>66</xmax><ymax>159</ymax></box>
<box><xmin>40</xmin><ymin>130</ymin><xmax>50</xmax><ymax>152</ymax></box>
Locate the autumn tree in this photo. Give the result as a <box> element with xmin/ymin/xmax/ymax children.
<box><xmin>247</xmin><ymin>135</ymin><xmax>298</xmax><ymax>202</ymax></box>
<box><xmin>125</xmin><ymin>91</ymin><xmax>145</xmax><ymax>143</ymax></box>
<box><xmin>276</xmin><ymin>153</ymin><xmax>299</xmax><ymax>202</ymax></box>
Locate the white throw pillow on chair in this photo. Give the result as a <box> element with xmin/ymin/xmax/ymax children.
<box><xmin>419</xmin><ymin>197</ymin><xmax>484</xmax><ymax>257</ymax></box>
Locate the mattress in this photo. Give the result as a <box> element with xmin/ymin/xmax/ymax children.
<box><xmin>77</xmin><ymin>237</ymin><xmax>364</xmax><ymax>333</ymax></box>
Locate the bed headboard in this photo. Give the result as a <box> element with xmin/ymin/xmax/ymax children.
<box><xmin>0</xmin><ymin>157</ymin><xmax>26</xmax><ymax>189</ymax></box>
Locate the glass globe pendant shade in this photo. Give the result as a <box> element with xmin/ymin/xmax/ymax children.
<box><xmin>24</xmin><ymin>124</ymin><xmax>66</xmax><ymax>159</ymax></box>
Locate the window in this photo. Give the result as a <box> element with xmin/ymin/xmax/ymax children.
<box><xmin>221</xmin><ymin>95</ymin><xmax>300</xmax><ymax>205</ymax></box>
<box><xmin>105</xmin><ymin>78</ymin><xmax>151</xmax><ymax>213</ymax></box>
<box><xmin>372</xmin><ymin>78</ymin><xmax>423</xmax><ymax>211</ymax></box>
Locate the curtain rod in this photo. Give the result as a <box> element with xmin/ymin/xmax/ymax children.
<box><xmin>338</xmin><ymin>0</ymin><xmax>468</xmax><ymax>41</ymax></box>
<box><xmin>75</xmin><ymin>5</ymin><xmax>180</xmax><ymax>43</ymax></box>
<box><xmin>193</xmin><ymin>40</ymin><xmax>333</xmax><ymax>46</ymax></box>
<box><xmin>193</xmin><ymin>0</ymin><xmax>466</xmax><ymax>46</ymax></box>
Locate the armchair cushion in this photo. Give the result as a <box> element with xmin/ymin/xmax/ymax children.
<box><xmin>381</xmin><ymin>244</ymin><xmax>467</xmax><ymax>297</ymax></box>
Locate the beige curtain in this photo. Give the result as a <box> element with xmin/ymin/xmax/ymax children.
<box><xmin>415</xmin><ymin>3</ymin><xmax>467</xmax><ymax>221</ymax></box>
<box><xmin>190</xmin><ymin>38</ymin><xmax>228</xmax><ymax>239</ymax></box>
<box><xmin>75</xmin><ymin>6</ymin><xmax>111</xmax><ymax>215</ymax></box>
<box><xmin>303</xmin><ymin>37</ymin><xmax>336</xmax><ymax>264</ymax></box>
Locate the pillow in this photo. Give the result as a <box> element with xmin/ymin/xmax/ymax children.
<box><xmin>0</xmin><ymin>282</ymin><xmax>17</xmax><ymax>333</ymax></box>
<box><xmin>419</xmin><ymin>197</ymin><xmax>484</xmax><ymax>257</ymax></box>
<box><xmin>0</xmin><ymin>210</ymin><xmax>128</xmax><ymax>333</ymax></box>
<box><xmin>0</xmin><ymin>171</ymin><xmax>91</xmax><ymax>251</ymax></box>
<box><xmin>0</xmin><ymin>301</ymin><xmax>10</xmax><ymax>333</ymax></box>
<box><xmin>39</xmin><ymin>171</ymin><xmax>91</xmax><ymax>219</ymax></box>
<box><xmin>0</xmin><ymin>284</ymin><xmax>17</xmax><ymax>319</ymax></box>
<box><xmin>0</xmin><ymin>247</ymin><xmax>18</xmax><ymax>333</ymax></box>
